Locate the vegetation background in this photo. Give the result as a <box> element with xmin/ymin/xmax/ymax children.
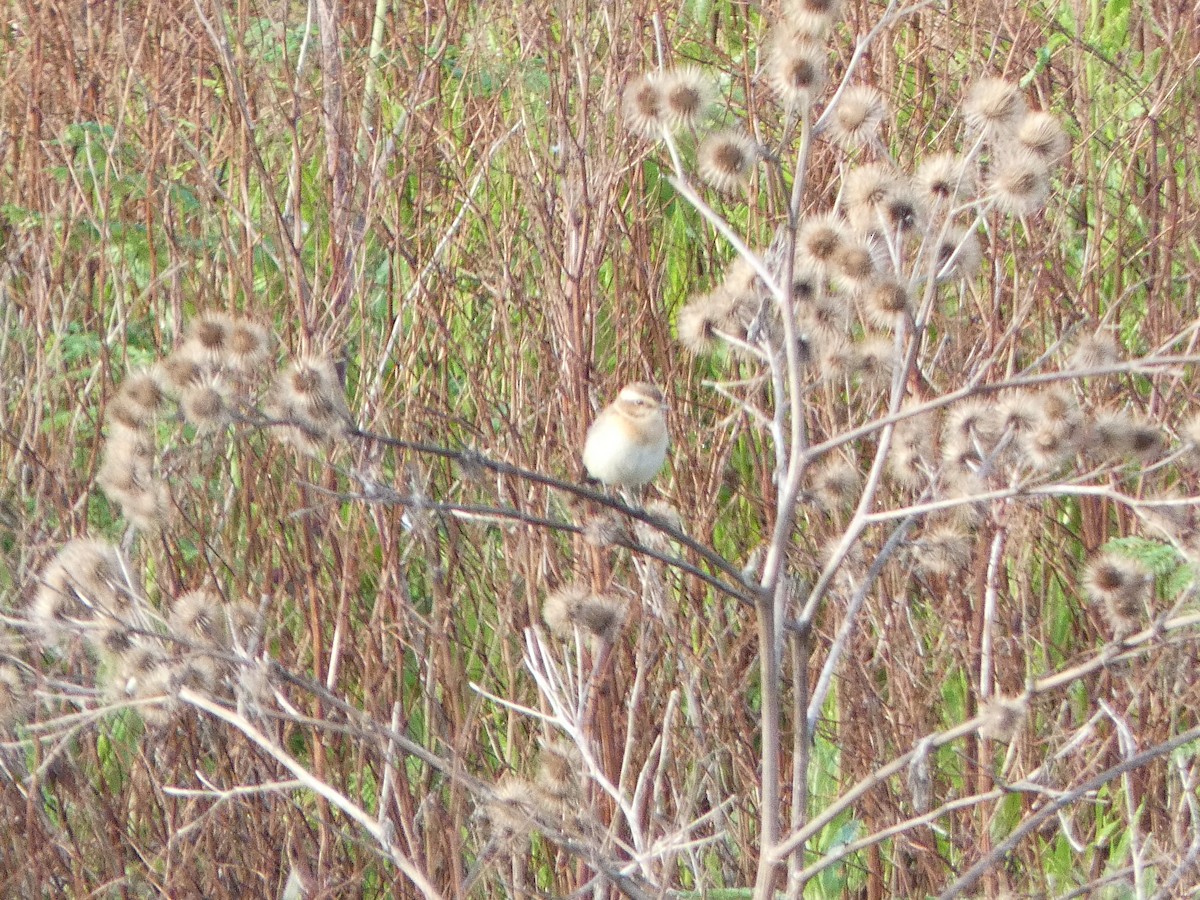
<box><xmin>1</xmin><ymin>0</ymin><xmax>1198</xmax><ymax>896</ymax></box>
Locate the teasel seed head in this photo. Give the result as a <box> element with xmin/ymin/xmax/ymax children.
<box><xmin>660</xmin><ymin>67</ymin><xmax>714</xmax><ymax>131</ymax></box>
<box><xmin>827</xmin><ymin>84</ymin><xmax>887</xmax><ymax>150</ymax></box>
<box><xmin>979</xmin><ymin>695</ymin><xmax>1028</xmax><ymax>742</ymax></box>
<box><xmin>697</xmin><ymin>129</ymin><xmax>760</xmax><ymax>193</ymax></box>
<box><xmin>915</xmin><ymin>152</ymin><xmax>975</xmax><ymax>204</ymax></box>
<box><xmin>622</xmin><ymin>73</ymin><xmax>666</xmax><ymax>139</ymax></box>
<box><xmin>962</xmin><ymin>77</ymin><xmax>1027</xmax><ymax>140</ymax></box>
<box><xmin>988</xmin><ymin>147</ymin><xmax>1051</xmax><ymax>216</ymax></box>
<box><xmin>1015</xmin><ymin>111</ymin><xmax>1070</xmax><ymax>164</ymax></box>
<box><xmin>913</xmin><ymin>523</ymin><xmax>972</xmax><ymax>576</ymax></box>
<box><xmin>766</xmin><ymin>31</ymin><xmax>827</xmax><ymax>110</ymax></box>
<box><xmin>1084</xmin><ymin>552</ymin><xmax>1152</xmax><ymax>634</ymax></box>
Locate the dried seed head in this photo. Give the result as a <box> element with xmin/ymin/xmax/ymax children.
<box><xmin>483</xmin><ymin>778</ymin><xmax>539</xmax><ymax>848</ymax></box>
<box><xmin>109</xmin><ymin>371</ymin><xmax>165</xmax><ymax>429</ymax></box>
<box><xmin>1068</xmin><ymin>331</ymin><xmax>1122</xmax><ymax>371</ymax></box>
<box><xmin>660</xmin><ymin>67</ymin><xmax>713</xmax><ymax>131</ymax></box>
<box><xmin>988</xmin><ymin>148</ymin><xmax>1051</xmax><ymax>215</ymax></box>
<box><xmin>881</xmin><ymin>181</ymin><xmax>925</xmax><ymax>234</ymax></box>
<box><xmin>622</xmin><ymin>73</ymin><xmax>666</xmax><ymax>139</ymax></box>
<box><xmin>932</xmin><ymin>225</ymin><xmax>983</xmax><ymax>281</ymax></box>
<box><xmin>635</xmin><ymin>499</ymin><xmax>683</xmax><ymax>554</ymax></box>
<box><xmin>832</xmin><ymin>238</ymin><xmax>879</xmax><ymax>290</ymax></box>
<box><xmin>915</xmin><ymin>152</ymin><xmax>975</xmax><ymax>204</ymax></box>
<box><xmin>158</xmin><ymin>350</ymin><xmax>205</xmax><ymax>396</ymax></box>
<box><xmin>797</xmin><ymin>213</ymin><xmax>847</xmax><ymax>268</ymax></box>
<box><xmin>118</xmin><ymin>479</ymin><xmax>172</xmax><ymax>532</ymax></box>
<box><xmin>843</xmin><ymin>164</ymin><xmax>894</xmax><ymax>222</ymax></box>
<box><xmin>1084</xmin><ymin>412</ymin><xmax>1163</xmax><ymax>460</ymax></box>
<box><xmin>169</xmin><ymin>589</ymin><xmax>229</xmax><ymax>647</ymax></box>
<box><xmin>536</xmin><ymin>739</ymin><xmax>583</xmax><ymax>803</ymax></box>
<box><xmin>817</xmin><ymin>335</ymin><xmax>856</xmax><ymax>380</ymax></box>
<box><xmin>766</xmin><ymin>32</ymin><xmax>827</xmax><ymax>110</ymax></box>
<box><xmin>913</xmin><ymin>524</ymin><xmax>972</xmax><ymax>576</ymax></box>
<box><xmin>1084</xmin><ymin>552</ymin><xmax>1151</xmax><ymax>634</ymax></box>
<box><xmin>963</xmin><ymin>77</ymin><xmax>1027</xmax><ymax>139</ymax></box>
<box><xmin>270</xmin><ymin>355</ymin><xmax>354</xmax><ymax>448</ymax></box>
<box><xmin>809</xmin><ymin>455</ymin><xmax>861</xmax><ymax>510</ymax></box>
<box><xmin>226</xmin><ymin>319</ymin><xmax>275</xmax><ymax>373</ymax></box>
<box><xmin>184</xmin><ymin>312</ymin><xmax>236</xmax><ymax>366</ymax></box>
<box><xmin>1016</xmin><ymin>111</ymin><xmax>1070</xmax><ymax>164</ymax></box>
<box><xmin>996</xmin><ymin>391</ymin><xmax>1042</xmax><ymax>435</ymax></box>
<box><xmin>677</xmin><ymin>292</ymin><xmax>737</xmax><ymax>355</ymax></box>
<box><xmin>697</xmin><ymin>129</ymin><xmax>760</xmax><ymax>192</ymax></box>
<box><xmin>181</xmin><ymin>376</ymin><xmax>229</xmax><ymax>429</ymax></box>
<box><xmin>543</xmin><ymin>585</ymin><xmax>627</xmax><ymax>645</ymax></box>
<box><xmin>979</xmin><ymin>695</ymin><xmax>1028</xmax><ymax>742</ymax></box>
<box><xmin>30</xmin><ymin>540</ymin><xmax>133</xmax><ymax>647</ymax></box>
<box><xmin>888</xmin><ymin>407</ymin><xmax>936</xmax><ymax>487</ymax></box>
<box><xmin>581</xmin><ymin>513</ymin><xmax>625</xmax><ymax>548</ymax></box>
<box><xmin>828</xmin><ymin>84</ymin><xmax>887</xmax><ymax>150</ymax></box>
<box><xmin>861</xmin><ymin>278</ymin><xmax>912</xmax><ymax>328</ymax></box>
<box><xmin>852</xmin><ymin>335</ymin><xmax>896</xmax><ymax>388</ymax></box>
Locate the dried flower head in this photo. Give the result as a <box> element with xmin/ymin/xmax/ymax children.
<box><xmin>158</xmin><ymin>350</ymin><xmax>205</xmax><ymax>396</ymax></box>
<box><xmin>766</xmin><ymin>32</ymin><xmax>827</xmax><ymax>110</ymax></box>
<box><xmin>184</xmin><ymin>312</ymin><xmax>236</xmax><ymax>365</ymax></box>
<box><xmin>852</xmin><ymin>335</ymin><xmax>896</xmax><ymax>388</ymax></box>
<box><xmin>1068</xmin><ymin>331</ymin><xmax>1121</xmax><ymax>371</ymax></box>
<box><xmin>913</xmin><ymin>524</ymin><xmax>972</xmax><ymax>576</ymax></box>
<box><xmin>1084</xmin><ymin>412</ymin><xmax>1164</xmax><ymax>460</ymax></box>
<box><xmin>932</xmin><ymin>225</ymin><xmax>983</xmax><ymax>281</ymax></box>
<box><xmin>843</xmin><ymin>164</ymin><xmax>894</xmax><ymax>225</ymax></box>
<box><xmin>861</xmin><ymin>278</ymin><xmax>912</xmax><ymax>328</ymax></box>
<box><xmin>169</xmin><ymin>589</ymin><xmax>229</xmax><ymax>647</ymax></box>
<box><xmin>108</xmin><ymin>371</ymin><xmax>165</xmax><ymax>430</ymax></box>
<box><xmin>988</xmin><ymin>148</ymin><xmax>1051</xmax><ymax>215</ymax></box>
<box><xmin>697</xmin><ymin>129</ymin><xmax>760</xmax><ymax>192</ymax></box>
<box><xmin>226</xmin><ymin>319</ymin><xmax>275</xmax><ymax>374</ymax></box>
<box><xmin>483</xmin><ymin>777</ymin><xmax>540</xmax><ymax>848</ymax></box>
<box><xmin>979</xmin><ymin>695</ymin><xmax>1028</xmax><ymax>742</ymax></box>
<box><xmin>269</xmin><ymin>355</ymin><xmax>355</xmax><ymax>450</ymax></box>
<box><xmin>1083</xmin><ymin>552</ymin><xmax>1152</xmax><ymax>634</ymax></box>
<box><xmin>1016</xmin><ymin>111</ymin><xmax>1070</xmax><ymax>164</ymax></box>
<box><xmin>622</xmin><ymin>73</ymin><xmax>666</xmax><ymax>139</ymax></box>
<box><xmin>832</xmin><ymin>238</ymin><xmax>879</xmax><ymax>290</ymax></box>
<box><xmin>828</xmin><ymin>84</ymin><xmax>887</xmax><ymax>150</ymax></box>
<box><xmin>635</xmin><ymin>499</ymin><xmax>683</xmax><ymax>554</ymax></box>
<box><xmin>30</xmin><ymin>539</ymin><xmax>134</xmax><ymax>648</ymax></box>
<box><xmin>888</xmin><ymin>407</ymin><xmax>937</xmax><ymax>487</ymax></box>
<box><xmin>677</xmin><ymin>291</ymin><xmax>739</xmax><ymax>355</ymax></box>
<box><xmin>543</xmin><ymin>585</ymin><xmax>627</xmax><ymax>645</ymax></box>
<box><xmin>797</xmin><ymin>213</ymin><xmax>847</xmax><ymax>269</ymax></box>
<box><xmin>536</xmin><ymin>739</ymin><xmax>583</xmax><ymax>804</ymax></box>
<box><xmin>181</xmin><ymin>375</ymin><xmax>229</xmax><ymax>429</ymax></box>
<box><xmin>963</xmin><ymin>77</ymin><xmax>1027</xmax><ymax>139</ymax></box>
<box><xmin>915</xmin><ymin>152</ymin><xmax>975</xmax><ymax>204</ymax></box>
<box><xmin>660</xmin><ymin>67</ymin><xmax>713</xmax><ymax>131</ymax></box>
<box><xmin>809</xmin><ymin>455</ymin><xmax>861</xmax><ymax>511</ymax></box>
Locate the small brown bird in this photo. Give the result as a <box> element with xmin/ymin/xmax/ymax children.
<box><xmin>582</xmin><ymin>382</ymin><xmax>669</xmax><ymax>489</ymax></box>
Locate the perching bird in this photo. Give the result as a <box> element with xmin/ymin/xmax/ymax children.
<box><xmin>582</xmin><ymin>382</ymin><xmax>669</xmax><ymax>490</ymax></box>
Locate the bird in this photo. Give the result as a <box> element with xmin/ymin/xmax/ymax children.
<box><xmin>582</xmin><ymin>382</ymin><xmax>669</xmax><ymax>490</ymax></box>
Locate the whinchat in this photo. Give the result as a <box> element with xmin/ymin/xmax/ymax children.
<box><xmin>582</xmin><ymin>382</ymin><xmax>669</xmax><ymax>489</ymax></box>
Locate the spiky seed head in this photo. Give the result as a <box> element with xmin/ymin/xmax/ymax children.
<box><xmin>109</xmin><ymin>371</ymin><xmax>165</xmax><ymax>429</ymax></box>
<box><xmin>660</xmin><ymin>67</ymin><xmax>713</xmax><ymax>131</ymax></box>
<box><xmin>697</xmin><ymin>129</ymin><xmax>760</xmax><ymax>192</ymax></box>
<box><xmin>933</xmin><ymin>225</ymin><xmax>983</xmax><ymax>281</ymax></box>
<box><xmin>852</xmin><ymin>336</ymin><xmax>896</xmax><ymax>387</ymax></box>
<box><xmin>543</xmin><ymin>585</ymin><xmax>626</xmax><ymax>645</ymax></box>
<box><xmin>677</xmin><ymin>292</ymin><xmax>735</xmax><ymax>354</ymax></box>
<box><xmin>1068</xmin><ymin>331</ymin><xmax>1121</xmax><ymax>371</ymax></box>
<box><xmin>1016</xmin><ymin>111</ymin><xmax>1070</xmax><ymax>164</ymax></box>
<box><xmin>797</xmin><ymin>213</ymin><xmax>847</xmax><ymax>268</ymax></box>
<box><xmin>988</xmin><ymin>148</ymin><xmax>1051</xmax><ymax>215</ymax></box>
<box><xmin>622</xmin><ymin>73</ymin><xmax>666</xmax><ymax>139</ymax></box>
<box><xmin>636</xmin><ymin>499</ymin><xmax>683</xmax><ymax>555</ymax></box>
<box><xmin>913</xmin><ymin>524</ymin><xmax>972</xmax><ymax>576</ymax></box>
<box><xmin>536</xmin><ymin>739</ymin><xmax>583</xmax><ymax>802</ymax></box>
<box><xmin>181</xmin><ymin>376</ymin><xmax>228</xmax><ymax>429</ymax></box>
<box><xmin>810</xmin><ymin>455</ymin><xmax>861</xmax><ymax>510</ymax></box>
<box><xmin>169</xmin><ymin>589</ymin><xmax>228</xmax><ymax>647</ymax></box>
<box><xmin>120</xmin><ymin>479</ymin><xmax>171</xmax><ymax>532</ymax></box>
<box><xmin>945</xmin><ymin>401</ymin><xmax>1001</xmax><ymax>446</ymax></box>
<box><xmin>882</xmin><ymin>181</ymin><xmax>925</xmax><ymax>234</ymax></box>
<box><xmin>1019</xmin><ymin>421</ymin><xmax>1076</xmax><ymax>472</ymax></box>
<box><xmin>817</xmin><ymin>335</ymin><xmax>856</xmax><ymax>380</ymax></box>
<box><xmin>1084</xmin><ymin>412</ymin><xmax>1163</xmax><ymax>460</ymax></box>
<box><xmin>483</xmin><ymin>778</ymin><xmax>539</xmax><ymax>847</ymax></box>
<box><xmin>271</xmin><ymin>355</ymin><xmax>354</xmax><ymax>446</ymax></box>
<box><xmin>226</xmin><ymin>319</ymin><xmax>275</xmax><ymax>372</ymax></box>
<box><xmin>158</xmin><ymin>351</ymin><xmax>205</xmax><ymax>396</ymax></box>
<box><xmin>861</xmin><ymin>278</ymin><xmax>911</xmax><ymax>328</ymax></box>
<box><xmin>788</xmin><ymin>259</ymin><xmax>822</xmax><ymax>305</ymax></box>
<box><xmin>1084</xmin><ymin>552</ymin><xmax>1151</xmax><ymax>634</ymax></box>
<box><xmin>828</xmin><ymin>84</ymin><xmax>887</xmax><ymax>150</ymax></box>
<box><xmin>833</xmin><ymin>239</ymin><xmax>878</xmax><ymax>290</ymax></box>
<box><xmin>915</xmin><ymin>152</ymin><xmax>976</xmax><ymax>204</ymax></box>
<box><xmin>184</xmin><ymin>312</ymin><xmax>237</xmax><ymax>368</ymax></box>
<box><xmin>996</xmin><ymin>391</ymin><xmax>1042</xmax><ymax>434</ymax></box>
<box><xmin>581</xmin><ymin>513</ymin><xmax>624</xmax><ymax>548</ymax></box>
<box><xmin>843</xmin><ymin>164</ymin><xmax>894</xmax><ymax>218</ymax></box>
<box><xmin>963</xmin><ymin>77</ymin><xmax>1027</xmax><ymax>139</ymax></box>
<box><xmin>766</xmin><ymin>32</ymin><xmax>827</xmax><ymax>110</ymax></box>
<box><xmin>979</xmin><ymin>695</ymin><xmax>1028</xmax><ymax>742</ymax></box>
